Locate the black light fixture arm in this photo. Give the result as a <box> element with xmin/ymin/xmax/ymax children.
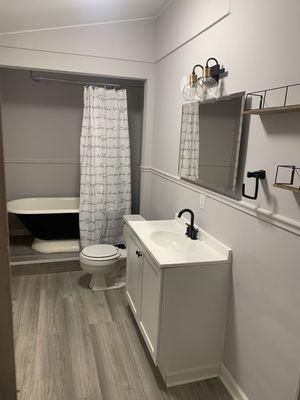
<box><xmin>206</xmin><ymin>57</ymin><xmax>219</xmax><ymax>67</ymax></box>
<box><xmin>189</xmin><ymin>65</ymin><xmax>204</xmax><ymax>88</ymax></box>
<box><xmin>205</xmin><ymin>57</ymin><xmax>225</xmax><ymax>83</ymax></box>
<box><xmin>242</xmin><ymin>170</ymin><xmax>266</xmax><ymax>200</ymax></box>
<box><xmin>192</xmin><ymin>64</ymin><xmax>204</xmax><ymax>76</ymax></box>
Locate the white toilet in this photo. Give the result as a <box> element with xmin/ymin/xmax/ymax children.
<box><xmin>80</xmin><ymin>244</ymin><xmax>127</xmax><ymax>291</ymax></box>
<box><xmin>80</xmin><ymin>214</ymin><xmax>145</xmax><ymax>291</ymax></box>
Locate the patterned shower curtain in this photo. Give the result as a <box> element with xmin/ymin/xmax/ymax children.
<box><xmin>178</xmin><ymin>102</ymin><xmax>200</xmax><ymax>181</ymax></box>
<box><xmin>79</xmin><ymin>86</ymin><xmax>131</xmax><ymax>247</ymax></box>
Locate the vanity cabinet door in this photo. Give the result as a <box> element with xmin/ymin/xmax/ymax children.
<box><xmin>139</xmin><ymin>253</ymin><xmax>161</xmax><ymax>362</ymax></box>
<box><xmin>126</xmin><ymin>233</ymin><xmax>143</xmax><ymax>320</ymax></box>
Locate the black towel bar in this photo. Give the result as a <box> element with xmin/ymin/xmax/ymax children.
<box><xmin>242</xmin><ymin>170</ymin><xmax>266</xmax><ymax>200</ymax></box>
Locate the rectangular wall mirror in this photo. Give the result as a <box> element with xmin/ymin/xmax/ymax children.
<box><xmin>178</xmin><ymin>92</ymin><xmax>246</xmax><ymax>199</ymax></box>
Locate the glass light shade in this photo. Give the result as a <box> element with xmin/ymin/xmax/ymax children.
<box><xmin>182</xmin><ymin>82</ymin><xmax>200</xmax><ymax>101</ymax></box>
<box><xmin>198</xmin><ymin>76</ymin><xmax>218</xmax><ymax>99</ymax></box>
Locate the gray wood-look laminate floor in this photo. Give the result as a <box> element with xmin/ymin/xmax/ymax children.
<box><xmin>12</xmin><ymin>271</ymin><xmax>233</xmax><ymax>400</ymax></box>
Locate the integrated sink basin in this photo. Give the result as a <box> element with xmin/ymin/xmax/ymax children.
<box><xmin>150</xmin><ymin>230</ymin><xmax>185</xmax><ymax>250</ymax></box>
<box><xmin>127</xmin><ymin>217</ymin><xmax>232</xmax><ymax>267</ymax></box>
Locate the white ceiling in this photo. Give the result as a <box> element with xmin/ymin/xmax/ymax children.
<box><xmin>0</xmin><ymin>0</ymin><xmax>172</xmax><ymax>34</ymax></box>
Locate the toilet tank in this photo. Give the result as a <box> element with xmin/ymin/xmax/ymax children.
<box><xmin>123</xmin><ymin>215</ymin><xmax>145</xmax><ymax>246</ymax></box>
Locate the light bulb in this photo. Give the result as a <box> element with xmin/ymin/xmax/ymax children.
<box><xmin>198</xmin><ymin>67</ymin><xmax>219</xmax><ymax>99</ymax></box>
<box><xmin>183</xmin><ymin>83</ymin><xmax>199</xmax><ymax>101</ymax></box>
<box><xmin>198</xmin><ymin>76</ymin><xmax>218</xmax><ymax>99</ymax></box>
<box><xmin>182</xmin><ymin>72</ymin><xmax>201</xmax><ymax>101</ymax></box>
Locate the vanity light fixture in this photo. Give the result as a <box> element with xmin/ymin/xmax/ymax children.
<box><xmin>182</xmin><ymin>57</ymin><xmax>225</xmax><ymax>101</ymax></box>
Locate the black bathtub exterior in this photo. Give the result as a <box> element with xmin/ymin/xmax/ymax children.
<box><xmin>17</xmin><ymin>213</ymin><xmax>79</xmax><ymax>240</ymax></box>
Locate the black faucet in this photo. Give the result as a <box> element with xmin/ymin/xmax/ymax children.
<box><xmin>178</xmin><ymin>209</ymin><xmax>198</xmax><ymax>240</ymax></box>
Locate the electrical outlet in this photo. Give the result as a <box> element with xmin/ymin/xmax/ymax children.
<box><xmin>199</xmin><ymin>194</ymin><xmax>206</xmax><ymax>210</ymax></box>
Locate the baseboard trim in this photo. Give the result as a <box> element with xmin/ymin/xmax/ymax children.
<box><xmin>10</xmin><ymin>256</ymin><xmax>79</xmax><ymax>266</ymax></box>
<box><xmin>4</xmin><ymin>158</ymin><xmax>80</xmax><ymax>164</ymax></box>
<box><xmin>10</xmin><ymin>259</ymin><xmax>81</xmax><ymax>276</ymax></box>
<box><xmin>164</xmin><ymin>364</ymin><xmax>219</xmax><ymax>387</ymax></box>
<box><xmin>141</xmin><ymin>166</ymin><xmax>300</xmax><ymax>237</ymax></box>
<box><xmin>219</xmin><ymin>364</ymin><xmax>250</xmax><ymax>400</ymax></box>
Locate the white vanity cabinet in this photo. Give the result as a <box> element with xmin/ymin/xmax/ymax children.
<box><xmin>125</xmin><ymin>219</ymin><xmax>232</xmax><ymax>387</ymax></box>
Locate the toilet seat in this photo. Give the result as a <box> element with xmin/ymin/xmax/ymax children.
<box><xmin>81</xmin><ymin>244</ymin><xmax>120</xmax><ymax>261</ymax></box>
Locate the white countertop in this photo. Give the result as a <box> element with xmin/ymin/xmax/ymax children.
<box><xmin>127</xmin><ymin>218</ymin><xmax>231</xmax><ymax>268</ymax></box>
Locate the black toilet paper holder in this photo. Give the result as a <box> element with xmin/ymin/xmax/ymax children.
<box><xmin>242</xmin><ymin>170</ymin><xmax>266</xmax><ymax>200</ymax></box>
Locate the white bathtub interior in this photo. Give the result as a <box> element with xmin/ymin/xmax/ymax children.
<box><xmin>7</xmin><ymin>197</ymin><xmax>79</xmax><ymax>214</ymax></box>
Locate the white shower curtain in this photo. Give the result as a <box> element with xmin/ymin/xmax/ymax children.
<box><xmin>79</xmin><ymin>86</ymin><xmax>131</xmax><ymax>247</ymax></box>
<box><xmin>178</xmin><ymin>102</ymin><xmax>200</xmax><ymax>181</ymax></box>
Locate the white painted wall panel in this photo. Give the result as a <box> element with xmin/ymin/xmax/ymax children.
<box><xmin>156</xmin><ymin>0</ymin><xmax>231</xmax><ymax>60</ymax></box>
<box><xmin>0</xmin><ymin>19</ymin><xmax>156</xmax><ymax>63</ymax></box>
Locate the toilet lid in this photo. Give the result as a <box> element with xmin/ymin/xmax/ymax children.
<box><xmin>81</xmin><ymin>244</ymin><xmax>119</xmax><ymax>259</ymax></box>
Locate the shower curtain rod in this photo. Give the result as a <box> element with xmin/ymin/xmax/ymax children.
<box><xmin>30</xmin><ymin>71</ymin><xmax>122</xmax><ymax>88</ymax></box>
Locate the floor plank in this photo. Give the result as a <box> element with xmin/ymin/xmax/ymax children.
<box><xmin>14</xmin><ymin>276</ymin><xmax>41</xmax><ymax>400</ymax></box>
<box><xmin>12</xmin><ymin>271</ymin><xmax>232</xmax><ymax>400</ymax></box>
<box><xmin>62</xmin><ymin>295</ymin><xmax>102</xmax><ymax>399</ymax></box>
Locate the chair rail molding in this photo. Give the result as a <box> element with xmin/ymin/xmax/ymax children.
<box><xmin>140</xmin><ymin>166</ymin><xmax>300</xmax><ymax>237</ymax></box>
<box><xmin>4</xmin><ymin>158</ymin><xmax>79</xmax><ymax>164</ymax></box>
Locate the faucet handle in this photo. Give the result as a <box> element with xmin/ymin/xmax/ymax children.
<box><xmin>185</xmin><ymin>223</ymin><xmax>192</xmax><ymax>237</ymax></box>
<box><xmin>190</xmin><ymin>227</ymin><xmax>198</xmax><ymax>240</ymax></box>
<box><xmin>185</xmin><ymin>224</ymin><xmax>198</xmax><ymax>240</ymax></box>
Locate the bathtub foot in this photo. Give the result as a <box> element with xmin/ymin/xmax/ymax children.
<box><xmin>32</xmin><ymin>238</ymin><xmax>80</xmax><ymax>253</ymax></box>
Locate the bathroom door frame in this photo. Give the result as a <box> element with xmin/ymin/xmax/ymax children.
<box><xmin>0</xmin><ymin>84</ymin><xmax>17</xmax><ymax>399</ymax></box>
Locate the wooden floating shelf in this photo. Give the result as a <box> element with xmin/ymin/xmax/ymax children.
<box><xmin>273</xmin><ymin>183</ymin><xmax>300</xmax><ymax>193</ymax></box>
<box><xmin>244</xmin><ymin>104</ymin><xmax>300</xmax><ymax>115</ymax></box>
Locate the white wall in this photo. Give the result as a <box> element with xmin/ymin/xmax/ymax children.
<box><xmin>149</xmin><ymin>1</ymin><xmax>300</xmax><ymax>400</ymax></box>
<box><xmin>156</xmin><ymin>0</ymin><xmax>230</xmax><ymax>60</ymax></box>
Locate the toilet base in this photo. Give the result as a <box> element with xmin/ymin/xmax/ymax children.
<box><xmin>89</xmin><ymin>265</ymin><xmax>126</xmax><ymax>291</ymax></box>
